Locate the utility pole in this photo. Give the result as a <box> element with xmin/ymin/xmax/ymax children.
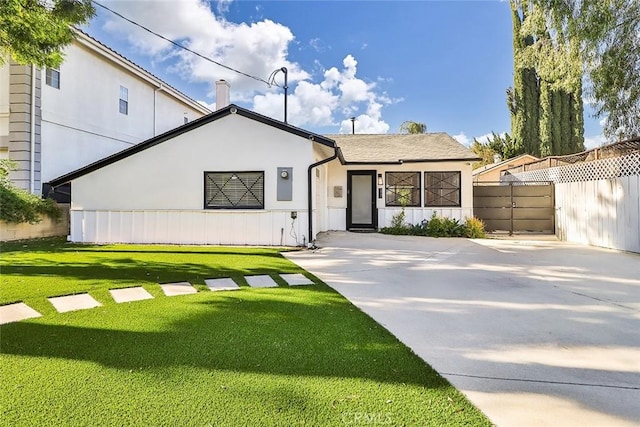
<box><xmin>281</xmin><ymin>67</ymin><xmax>288</xmax><ymax>124</ymax></box>
<box><xmin>269</xmin><ymin>67</ymin><xmax>288</xmax><ymax>124</ymax></box>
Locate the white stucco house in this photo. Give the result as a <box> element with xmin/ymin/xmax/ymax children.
<box><xmin>48</xmin><ymin>94</ymin><xmax>479</xmax><ymax>246</ymax></box>
<box><xmin>0</xmin><ymin>29</ymin><xmax>210</xmax><ymax>196</ymax></box>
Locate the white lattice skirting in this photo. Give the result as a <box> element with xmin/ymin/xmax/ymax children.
<box><xmin>506</xmin><ymin>151</ymin><xmax>640</xmax><ymax>183</ymax></box>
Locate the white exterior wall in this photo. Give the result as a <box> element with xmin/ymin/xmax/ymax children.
<box><xmin>40</xmin><ymin>41</ymin><xmax>207</xmax><ymax>183</ymax></box>
<box><xmin>70</xmin><ymin>114</ymin><xmax>317</xmax><ymax>246</ymax></box>
<box><xmin>322</xmin><ymin>161</ymin><xmax>474</xmax><ymax>231</ymax></box>
<box><xmin>555</xmin><ymin>176</ymin><xmax>640</xmax><ymax>253</ymax></box>
<box><xmin>0</xmin><ymin>63</ymin><xmax>9</xmax><ymax>148</ymax></box>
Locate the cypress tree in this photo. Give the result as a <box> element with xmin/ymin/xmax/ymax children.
<box><xmin>571</xmin><ymin>81</ymin><xmax>585</xmax><ymax>152</ymax></box>
<box><xmin>551</xmin><ymin>89</ymin><xmax>561</xmax><ymax>155</ymax></box>
<box><xmin>538</xmin><ymin>80</ymin><xmax>552</xmax><ymax>157</ymax></box>
<box><xmin>509</xmin><ymin>4</ymin><xmax>526</xmax><ymax>155</ymax></box>
<box><xmin>560</xmin><ymin>90</ymin><xmax>573</xmax><ymax>154</ymax></box>
<box><xmin>509</xmin><ymin>0</ymin><xmax>585</xmax><ymax>157</ymax></box>
<box><xmin>509</xmin><ymin>2</ymin><xmax>539</xmax><ymax>156</ymax></box>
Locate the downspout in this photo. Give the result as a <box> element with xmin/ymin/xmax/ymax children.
<box><xmin>153</xmin><ymin>84</ymin><xmax>163</xmax><ymax>136</ymax></box>
<box><xmin>307</xmin><ymin>149</ymin><xmax>338</xmax><ymax>248</ymax></box>
<box><xmin>30</xmin><ymin>65</ymin><xmax>36</xmax><ymax>194</ymax></box>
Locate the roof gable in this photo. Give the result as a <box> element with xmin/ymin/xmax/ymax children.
<box><xmin>328</xmin><ymin>133</ymin><xmax>480</xmax><ymax>164</ymax></box>
<box><xmin>72</xmin><ymin>29</ymin><xmax>210</xmax><ymax>116</ymax></box>
<box><xmin>472</xmin><ymin>154</ymin><xmax>539</xmax><ymax>176</ymax></box>
<box><xmin>49</xmin><ymin>104</ymin><xmax>336</xmax><ymax>186</ymax></box>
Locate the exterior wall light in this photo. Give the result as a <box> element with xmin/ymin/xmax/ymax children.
<box><xmin>377</xmin><ymin>173</ymin><xmax>383</xmax><ymax>186</ymax></box>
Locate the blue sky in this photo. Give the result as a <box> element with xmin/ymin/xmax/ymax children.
<box><xmin>84</xmin><ymin>0</ymin><xmax>605</xmax><ymax>147</ymax></box>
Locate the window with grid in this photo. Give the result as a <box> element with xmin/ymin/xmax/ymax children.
<box><xmin>46</xmin><ymin>67</ymin><xmax>60</xmax><ymax>89</ymax></box>
<box><xmin>385</xmin><ymin>172</ymin><xmax>420</xmax><ymax>207</ymax></box>
<box><xmin>205</xmin><ymin>172</ymin><xmax>264</xmax><ymax>209</ymax></box>
<box><xmin>119</xmin><ymin>86</ymin><xmax>128</xmax><ymax>115</ymax></box>
<box><xmin>424</xmin><ymin>171</ymin><xmax>461</xmax><ymax>206</ymax></box>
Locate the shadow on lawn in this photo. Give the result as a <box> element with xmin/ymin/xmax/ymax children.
<box><xmin>2</xmin><ymin>260</ymin><xmax>299</xmax><ymax>284</ymax></box>
<box><xmin>1</xmin><ymin>238</ymin><xmax>294</xmax><ymax>258</ymax></box>
<box><xmin>0</xmin><ymin>289</ymin><xmax>448</xmax><ymax>388</ymax></box>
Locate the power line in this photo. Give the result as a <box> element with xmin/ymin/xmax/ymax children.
<box><xmin>91</xmin><ymin>0</ymin><xmax>278</xmax><ymax>87</ymax></box>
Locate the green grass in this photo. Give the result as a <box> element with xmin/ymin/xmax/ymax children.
<box><xmin>0</xmin><ymin>238</ymin><xmax>491</xmax><ymax>426</ymax></box>
<box><xmin>0</xmin><ymin>238</ymin><xmax>301</xmax><ymax>315</ymax></box>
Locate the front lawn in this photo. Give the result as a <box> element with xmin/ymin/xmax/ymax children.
<box><xmin>0</xmin><ymin>238</ymin><xmax>301</xmax><ymax>315</ymax></box>
<box><xmin>0</xmin><ymin>239</ymin><xmax>490</xmax><ymax>426</ymax></box>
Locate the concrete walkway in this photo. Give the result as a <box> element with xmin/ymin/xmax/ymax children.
<box><xmin>285</xmin><ymin>232</ymin><xmax>640</xmax><ymax>427</ymax></box>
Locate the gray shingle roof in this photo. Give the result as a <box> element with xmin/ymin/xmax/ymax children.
<box><xmin>327</xmin><ymin>133</ymin><xmax>480</xmax><ymax>163</ymax></box>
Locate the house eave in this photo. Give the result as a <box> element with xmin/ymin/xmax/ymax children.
<box><xmin>72</xmin><ymin>28</ymin><xmax>211</xmax><ymax>116</ymax></box>
<box><xmin>341</xmin><ymin>157</ymin><xmax>480</xmax><ymax>165</ymax></box>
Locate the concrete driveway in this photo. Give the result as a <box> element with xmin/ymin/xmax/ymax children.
<box><xmin>285</xmin><ymin>232</ymin><xmax>640</xmax><ymax>427</ymax></box>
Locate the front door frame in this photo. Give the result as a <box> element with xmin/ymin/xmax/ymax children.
<box><xmin>347</xmin><ymin>170</ymin><xmax>378</xmax><ymax>230</ymax></box>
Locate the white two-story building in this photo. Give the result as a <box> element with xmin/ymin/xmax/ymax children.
<box><xmin>0</xmin><ymin>29</ymin><xmax>210</xmax><ymax>197</ymax></box>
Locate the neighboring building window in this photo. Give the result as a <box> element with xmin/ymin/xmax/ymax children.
<box><xmin>385</xmin><ymin>172</ymin><xmax>420</xmax><ymax>207</ymax></box>
<box><xmin>46</xmin><ymin>67</ymin><xmax>60</xmax><ymax>89</ymax></box>
<box><xmin>424</xmin><ymin>171</ymin><xmax>461</xmax><ymax>207</ymax></box>
<box><xmin>119</xmin><ymin>86</ymin><xmax>128</xmax><ymax>115</ymax></box>
<box><xmin>205</xmin><ymin>171</ymin><xmax>264</xmax><ymax>209</ymax></box>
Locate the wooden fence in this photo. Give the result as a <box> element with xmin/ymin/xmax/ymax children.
<box><xmin>504</xmin><ymin>149</ymin><xmax>639</xmax><ymax>253</ymax></box>
<box><xmin>555</xmin><ymin>176</ymin><xmax>640</xmax><ymax>253</ymax></box>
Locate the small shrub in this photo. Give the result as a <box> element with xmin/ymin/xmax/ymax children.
<box><xmin>425</xmin><ymin>213</ymin><xmax>464</xmax><ymax>237</ymax></box>
<box><xmin>0</xmin><ymin>159</ymin><xmax>61</xmax><ymax>224</ymax></box>
<box><xmin>463</xmin><ymin>216</ymin><xmax>487</xmax><ymax>238</ymax></box>
<box><xmin>381</xmin><ymin>212</ymin><xmax>486</xmax><ymax>239</ymax></box>
<box><xmin>380</xmin><ymin>208</ymin><xmax>412</xmax><ymax>235</ymax></box>
<box><xmin>408</xmin><ymin>220</ymin><xmax>428</xmax><ymax>236</ymax></box>
<box><xmin>390</xmin><ymin>208</ymin><xmax>406</xmax><ymax>229</ymax></box>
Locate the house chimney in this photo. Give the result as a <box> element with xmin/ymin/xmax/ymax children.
<box><xmin>215</xmin><ymin>80</ymin><xmax>230</xmax><ymax>110</ymax></box>
<box><xmin>493</xmin><ymin>153</ymin><xmax>501</xmax><ymax>164</ymax></box>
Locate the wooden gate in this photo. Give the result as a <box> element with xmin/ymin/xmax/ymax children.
<box><xmin>473</xmin><ymin>182</ymin><xmax>555</xmax><ymax>234</ymax></box>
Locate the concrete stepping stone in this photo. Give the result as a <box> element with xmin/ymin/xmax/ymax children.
<box><xmin>280</xmin><ymin>273</ymin><xmax>314</xmax><ymax>286</ymax></box>
<box><xmin>49</xmin><ymin>294</ymin><xmax>101</xmax><ymax>313</ymax></box>
<box><xmin>245</xmin><ymin>275</ymin><xmax>278</xmax><ymax>288</ymax></box>
<box><xmin>205</xmin><ymin>278</ymin><xmax>240</xmax><ymax>291</ymax></box>
<box><xmin>110</xmin><ymin>287</ymin><xmax>153</xmax><ymax>303</ymax></box>
<box><xmin>160</xmin><ymin>282</ymin><xmax>197</xmax><ymax>296</ymax></box>
<box><xmin>0</xmin><ymin>302</ymin><xmax>42</xmax><ymax>324</ymax></box>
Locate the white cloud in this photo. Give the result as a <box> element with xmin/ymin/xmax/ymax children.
<box><xmin>583</xmin><ymin>134</ymin><xmax>607</xmax><ymax>150</ymax></box>
<box><xmin>452</xmin><ymin>132</ymin><xmax>471</xmax><ymax>147</ymax></box>
<box><xmin>473</xmin><ymin>133</ymin><xmax>493</xmax><ymax>145</ymax></box>
<box><xmin>473</xmin><ymin>131</ymin><xmax>507</xmax><ymax>145</ymax></box>
<box><xmin>254</xmin><ymin>54</ymin><xmax>390</xmax><ymax>131</ymax></box>
<box><xmin>101</xmin><ymin>0</ymin><xmax>308</xmax><ymax>98</ymax></box>
<box><xmin>308</xmin><ymin>38</ymin><xmax>329</xmax><ymax>52</ymax></box>
<box><xmin>99</xmin><ymin>0</ymin><xmax>391</xmax><ymax>132</ymax></box>
<box><xmin>215</xmin><ymin>0</ymin><xmax>233</xmax><ymax>14</ymax></box>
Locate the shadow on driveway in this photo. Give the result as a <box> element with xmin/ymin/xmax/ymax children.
<box><xmin>286</xmin><ymin>232</ymin><xmax>640</xmax><ymax>427</ymax></box>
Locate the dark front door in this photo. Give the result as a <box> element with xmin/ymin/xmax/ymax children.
<box><xmin>347</xmin><ymin>170</ymin><xmax>377</xmax><ymax>229</ymax></box>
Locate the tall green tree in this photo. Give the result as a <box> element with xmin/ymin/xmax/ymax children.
<box><xmin>470</xmin><ymin>132</ymin><xmax>517</xmax><ymax>168</ymax></box>
<box><xmin>508</xmin><ymin>3</ymin><xmax>541</xmax><ymax>156</ymax></box>
<box><xmin>509</xmin><ymin>0</ymin><xmax>585</xmax><ymax>156</ymax></box>
<box><xmin>0</xmin><ymin>0</ymin><xmax>94</xmax><ymax>67</ymax></box>
<box><xmin>518</xmin><ymin>0</ymin><xmax>639</xmax><ymax>138</ymax></box>
<box><xmin>399</xmin><ymin>121</ymin><xmax>427</xmax><ymax>134</ymax></box>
